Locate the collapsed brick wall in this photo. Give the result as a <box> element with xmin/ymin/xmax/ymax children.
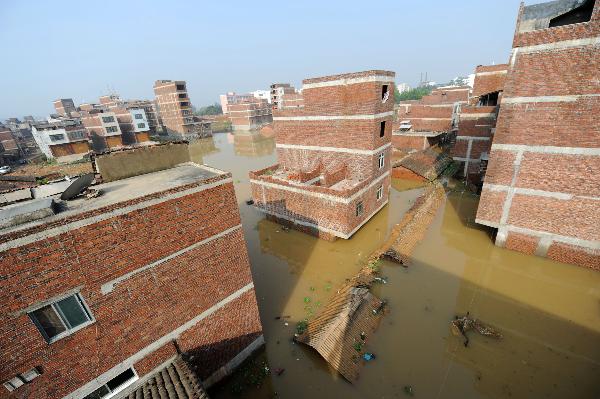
<box><xmin>476</xmin><ymin>1</ymin><xmax>600</xmax><ymax>269</ymax></box>
<box><xmin>0</xmin><ymin>178</ymin><xmax>262</xmax><ymax>398</ymax></box>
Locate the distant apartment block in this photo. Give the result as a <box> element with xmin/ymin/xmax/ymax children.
<box><xmin>228</xmin><ymin>98</ymin><xmax>273</xmax><ymax>131</ymax></box>
<box><xmin>396</xmin><ymin>83</ymin><xmax>411</xmax><ymax>94</ymax></box>
<box><xmin>81</xmin><ymin>111</ymin><xmax>123</xmax><ymax>151</ymax></box>
<box><xmin>251</xmin><ymin>89</ymin><xmax>271</xmax><ymax>103</ymax></box>
<box><xmin>393</xmin><ymin>86</ymin><xmax>469</xmax><ymax>151</ymax></box>
<box><xmin>220</xmin><ymin>92</ymin><xmax>255</xmax><ymax>114</ymax></box>
<box><xmin>476</xmin><ymin>0</ymin><xmax>599</xmax><ymax>269</ymax></box>
<box><xmin>270</xmin><ymin>83</ymin><xmax>302</xmax><ymax>110</ymax></box>
<box><xmin>0</xmin><ymin>143</ymin><xmax>263</xmax><ymax>398</ymax></box>
<box><xmin>451</xmin><ymin>64</ymin><xmax>508</xmax><ymax>183</ymax></box>
<box><xmin>250</xmin><ymin>70</ymin><xmax>394</xmax><ymax>240</ymax></box>
<box><xmin>31</xmin><ymin>122</ymin><xmax>89</xmax><ymax>161</ymax></box>
<box><xmin>53</xmin><ymin>98</ymin><xmax>77</xmax><ymax>117</ymax></box>
<box><xmin>154</xmin><ymin>80</ymin><xmax>202</xmax><ymax>136</ymax></box>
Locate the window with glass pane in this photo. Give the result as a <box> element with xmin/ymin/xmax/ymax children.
<box><xmin>29</xmin><ymin>293</ymin><xmax>92</xmax><ymax>342</ymax></box>
<box><xmin>82</xmin><ymin>368</ymin><xmax>137</xmax><ymax>399</ymax></box>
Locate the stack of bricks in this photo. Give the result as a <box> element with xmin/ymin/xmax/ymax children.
<box><xmin>392</xmin><ymin>87</ymin><xmax>469</xmax><ymax>152</ymax></box>
<box><xmin>250</xmin><ymin>70</ymin><xmax>394</xmax><ymax>240</ymax></box>
<box><xmin>0</xmin><ymin>145</ymin><xmax>263</xmax><ymax>398</ymax></box>
<box><xmin>451</xmin><ymin>64</ymin><xmax>508</xmax><ymax>183</ymax></box>
<box><xmin>476</xmin><ymin>0</ymin><xmax>600</xmax><ymax>269</ymax></box>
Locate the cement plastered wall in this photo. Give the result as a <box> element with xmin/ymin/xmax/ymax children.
<box><xmin>95</xmin><ymin>143</ymin><xmax>191</xmax><ymax>182</ymax></box>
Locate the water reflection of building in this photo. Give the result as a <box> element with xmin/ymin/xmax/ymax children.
<box><xmin>187</xmin><ymin>136</ymin><xmax>219</xmax><ymax>164</ymax></box>
<box><xmin>233</xmin><ymin>132</ymin><xmax>275</xmax><ymax>157</ymax></box>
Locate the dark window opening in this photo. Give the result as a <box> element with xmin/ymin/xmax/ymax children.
<box><xmin>380</xmin><ymin>121</ymin><xmax>386</xmax><ymax>137</ymax></box>
<box><xmin>478</xmin><ymin>91</ymin><xmax>499</xmax><ymax>106</ymax></box>
<box><xmin>549</xmin><ymin>0</ymin><xmax>594</xmax><ymax>27</ymax></box>
<box><xmin>381</xmin><ymin>85</ymin><xmax>389</xmax><ymax>100</ymax></box>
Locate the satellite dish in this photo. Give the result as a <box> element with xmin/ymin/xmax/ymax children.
<box><xmin>60</xmin><ymin>174</ymin><xmax>95</xmax><ymax>200</ymax></box>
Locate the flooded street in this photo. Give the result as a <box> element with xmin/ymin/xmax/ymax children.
<box><xmin>192</xmin><ymin>133</ymin><xmax>600</xmax><ymax>399</ymax></box>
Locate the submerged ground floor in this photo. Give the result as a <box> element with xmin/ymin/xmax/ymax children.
<box><xmin>189</xmin><ymin>133</ymin><xmax>600</xmax><ymax>399</ymax></box>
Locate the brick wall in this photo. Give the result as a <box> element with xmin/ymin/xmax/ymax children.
<box><xmin>250</xmin><ymin>70</ymin><xmax>394</xmax><ymax>239</ymax></box>
<box><xmin>476</xmin><ymin>0</ymin><xmax>600</xmax><ymax>269</ymax></box>
<box><xmin>0</xmin><ymin>176</ymin><xmax>262</xmax><ymax>398</ymax></box>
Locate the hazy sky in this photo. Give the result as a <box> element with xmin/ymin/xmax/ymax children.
<box><xmin>0</xmin><ymin>0</ymin><xmax>537</xmax><ymax>119</ymax></box>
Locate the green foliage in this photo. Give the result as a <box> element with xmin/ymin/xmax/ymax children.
<box><xmin>395</xmin><ymin>86</ymin><xmax>433</xmax><ymax>102</ymax></box>
<box><xmin>194</xmin><ymin>102</ymin><xmax>223</xmax><ymax>116</ymax></box>
<box><xmin>296</xmin><ymin>320</ymin><xmax>308</xmax><ymax>334</ymax></box>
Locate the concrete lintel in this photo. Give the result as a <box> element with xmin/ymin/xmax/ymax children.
<box><xmin>273</xmin><ymin>111</ymin><xmax>393</xmax><ymax>121</ymax></box>
<box><xmin>490</xmin><ymin>144</ymin><xmax>600</xmax><ymax>156</ymax></box>
<box><xmin>275</xmin><ymin>142</ymin><xmax>391</xmax><ymax>156</ymax></box>
<box><xmin>502</xmin><ymin>93</ymin><xmax>600</xmax><ymax>104</ymax></box>
<box><xmin>302</xmin><ymin>75</ymin><xmax>395</xmax><ymax>89</ymax></box>
<box><xmin>518</xmin><ymin>36</ymin><xmax>600</xmax><ymax>54</ymax></box>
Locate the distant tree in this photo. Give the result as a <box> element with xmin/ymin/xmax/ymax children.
<box><xmin>395</xmin><ymin>86</ymin><xmax>433</xmax><ymax>102</ymax></box>
<box><xmin>195</xmin><ymin>103</ymin><xmax>223</xmax><ymax>116</ymax></box>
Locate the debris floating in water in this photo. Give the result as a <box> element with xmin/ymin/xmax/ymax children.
<box><xmin>363</xmin><ymin>353</ymin><xmax>376</xmax><ymax>361</ymax></box>
<box><xmin>451</xmin><ymin>312</ymin><xmax>503</xmax><ymax>347</ymax></box>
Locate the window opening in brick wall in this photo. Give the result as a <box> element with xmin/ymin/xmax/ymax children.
<box><xmin>478</xmin><ymin>91</ymin><xmax>499</xmax><ymax>107</ymax></box>
<box><xmin>376</xmin><ymin>185</ymin><xmax>383</xmax><ymax>201</ymax></box>
<box><xmin>380</xmin><ymin>121</ymin><xmax>386</xmax><ymax>138</ymax></box>
<box><xmin>83</xmin><ymin>368</ymin><xmax>138</xmax><ymax>399</ymax></box>
<box><xmin>356</xmin><ymin>201</ymin><xmax>364</xmax><ymax>217</ymax></box>
<box><xmin>378</xmin><ymin>153</ymin><xmax>385</xmax><ymax>169</ymax></box>
<box><xmin>29</xmin><ymin>293</ymin><xmax>94</xmax><ymax>343</ymax></box>
<box><xmin>549</xmin><ymin>0</ymin><xmax>594</xmax><ymax>27</ymax></box>
<box><xmin>381</xmin><ymin>85</ymin><xmax>389</xmax><ymax>103</ymax></box>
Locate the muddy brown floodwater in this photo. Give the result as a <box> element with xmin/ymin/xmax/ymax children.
<box><xmin>189</xmin><ymin>133</ymin><xmax>600</xmax><ymax>399</ymax></box>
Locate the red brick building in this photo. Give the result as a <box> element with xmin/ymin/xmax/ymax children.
<box><xmin>228</xmin><ymin>98</ymin><xmax>273</xmax><ymax>131</ymax></box>
<box><xmin>53</xmin><ymin>99</ymin><xmax>77</xmax><ymax>117</ymax></box>
<box><xmin>392</xmin><ymin>87</ymin><xmax>469</xmax><ymax>152</ymax></box>
<box><xmin>0</xmin><ymin>144</ymin><xmax>263</xmax><ymax>398</ymax></box>
<box><xmin>250</xmin><ymin>70</ymin><xmax>394</xmax><ymax>240</ymax></box>
<box><xmin>81</xmin><ymin>111</ymin><xmax>124</xmax><ymax>152</ymax></box>
<box><xmin>451</xmin><ymin>64</ymin><xmax>508</xmax><ymax>183</ymax></box>
<box><xmin>476</xmin><ymin>0</ymin><xmax>600</xmax><ymax>269</ymax></box>
<box><xmin>154</xmin><ymin>80</ymin><xmax>206</xmax><ymax>137</ymax></box>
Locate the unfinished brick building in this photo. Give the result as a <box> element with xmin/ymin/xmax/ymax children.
<box><xmin>228</xmin><ymin>98</ymin><xmax>273</xmax><ymax>131</ymax></box>
<box><xmin>0</xmin><ymin>143</ymin><xmax>263</xmax><ymax>398</ymax></box>
<box><xmin>476</xmin><ymin>0</ymin><xmax>600</xmax><ymax>269</ymax></box>
<box><xmin>153</xmin><ymin>80</ymin><xmax>202</xmax><ymax>137</ymax></box>
<box><xmin>81</xmin><ymin>111</ymin><xmax>124</xmax><ymax>152</ymax></box>
<box><xmin>249</xmin><ymin>70</ymin><xmax>394</xmax><ymax>240</ymax></box>
<box><xmin>393</xmin><ymin>86</ymin><xmax>469</xmax><ymax>152</ymax></box>
<box><xmin>451</xmin><ymin>64</ymin><xmax>508</xmax><ymax>183</ymax></box>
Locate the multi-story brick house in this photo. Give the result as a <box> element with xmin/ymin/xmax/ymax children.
<box><xmin>81</xmin><ymin>111</ymin><xmax>123</xmax><ymax>152</ymax></box>
<box><xmin>52</xmin><ymin>99</ymin><xmax>77</xmax><ymax>117</ymax></box>
<box><xmin>31</xmin><ymin>122</ymin><xmax>89</xmax><ymax>161</ymax></box>
<box><xmin>154</xmin><ymin>80</ymin><xmax>204</xmax><ymax>137</ymax></box>
<box><xmin>219</xmin><ymin>92</ymin><xmax>255</xmax><ymax>114</ymax></box>
<box><xmin>112</xmin><ymin>107</ymin><xmax>152</xmax><ymax>145</ymax></box>
<box><xmin>250</xmin><ymin>70</ymin><xmax>394</xmax><ymax>240</ymax></box>
<box><xmin>392</xmin><ymin>87</ymin><xmax>469</xmax><ymax>152</ymax></box>
<box><xmin>0</xmin><ymin>143</ymin><xmax>263</xmax><ymax>398</ymax></box>
<box><xmin>270</xmin><ymin>83</ymin><xmax>302</xmax><ymax>110</ymax></box>
<box><xmin>228</xmin><ymin>99</ymin><xmax>273</xmax><ymax>131</ymax></box>
<box><xmin>451</xmin><ymin>64</ymin><xmax>508</xmax><ymax>183</ymax></box>
<box><xmin>476</xmin><ymin>0</ymin><xmax>600</xmax><ymax>269</ymax></box>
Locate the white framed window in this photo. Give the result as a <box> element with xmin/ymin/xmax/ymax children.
<box><xmin>106</xmin><ymin>126</ymin><xmax>118</xmax><ymax>133</ymax></box>
<box><xmin>356</xmin><ymin>201</ymin><xmax>364</xmax><ymax>217</ymax></box>
<box><xmin>83</xmin><ymin>368</ymin><xmax>138</xmax><ymax>399</ymax></box>
<box><xmin>378</xmin><ymin>153</ymin><xmax>385</xmax><ymax>169</ymax></box>
<box><xmin>29</xmin><ymin>293</ymin><xmax>94</xmax><ymax>343</ymax></box>
<box><xmin>376</xmin><ymin>185</ymin><xmax>383</xmax><ymax>201</ymax></box>
<box><xmin>134</xmin><ymin>114</ymin><xmax>143</xmax><ymax>120</ymax></box>
<box><xmin>137</xmin><ymin>123</ymin><xmax>146</xmax><ymax>129</ymax></box>
<box><xmin>101</xmin><ymin>116</ymin><xmax>115</xmax><ymax>123</ymax></box>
